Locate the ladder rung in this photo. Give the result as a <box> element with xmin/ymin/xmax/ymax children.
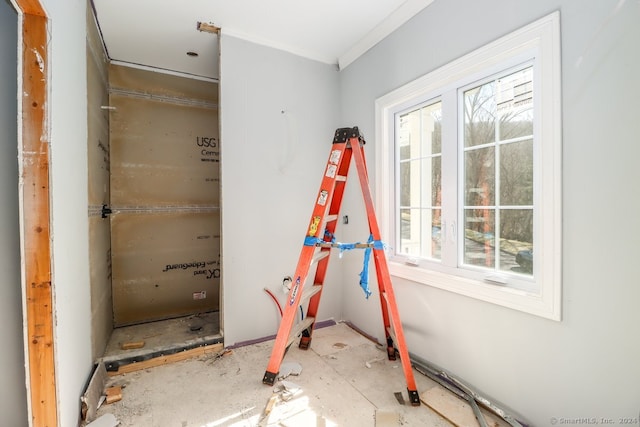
<box><xmin>316</xmin><ymin>242</ymin><xmax>372</xmax><ymax>249</ymax></box>
<box><xmin>287</xmin><ymin>316</ymin><xmax>315</xmax><ymax>348</ymax></box>
<box><xmin>312</xmin><ymin>250</ymin><xmax>330</xmax><ymax>264</ymax></box>
<box><xmin>300</xmin><ymin>284</ymin><xmax>322</xmax><ymax>304</ymax></box>
<box><xmin>325</xmin><ymin>214</ymin><xmax>338</xmax><ymax>222</ymax></box>
<box><xmin>336</xmin><ymin>175</ymin><xmax>347</xmax><ymax>182</ymax></box>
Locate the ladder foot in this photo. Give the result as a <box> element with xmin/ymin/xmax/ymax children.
<box><xmin>299</xmin><ymin>336</ymin><xmax>312</xmax><ymax>350</ymax></box>
<box><xmin>387</xmin><ymin>346</ymin><xmax>397</xmax><ymax>361</ymax></box>
<box><xmin>262</xmin><ymin>370</ymin><xmax>277</xmax><ymax>386</ymax></box>
<box><xmin>407</xmin><ymin>389</ymin><xmax>421</xmax><ymax>406</ymax></box>
<box><xmin>407</xmin><ymin>389</ymin><xmax>420</xmax><ymax>406</ymax></box>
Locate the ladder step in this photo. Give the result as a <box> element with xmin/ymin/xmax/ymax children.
<box><xmin>312</xmin><ymin>250</ymin><xmax>330</xmax><ymax>264</ymax></box>
<box><xmin>316</xmin><ymin>242</ymin><xmax>372</xmax><ymax>249</ymax></box>
<box><xmin>287</xmin><ymin>316</ymin><xmax>316</xmax><ymax>348</ymax></box>
<box><xmin>300</xmin><ymin>284</ymin><xmax>322</xmax><ymax>304</ymax></box>
<box><xmin>336</xmin><ymin>175</ymin><xmax>347</xmax><ymax>182</ymax></box>
<box><xmin>325</xmin><ymin>214</ymin><xmax>338</xmax><ymax>222</ymax></box>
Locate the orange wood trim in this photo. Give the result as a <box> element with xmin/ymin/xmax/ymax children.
<box><xmin>107</xmin><ymin>343</ymin><xmax>225</xmax><ymax>376</ymax></box>
<box><xmin>17</xmin><ymin>3</ymin><xmax>58</xmax><ymax>426</ymax></box>
<box><xmin>16</xmin><ymin>0</ymin><xmax>46</xmax><ymax>17</ymax></box>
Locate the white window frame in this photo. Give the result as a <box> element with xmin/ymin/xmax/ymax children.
<box><xmin>375</xmin><ymin>12</ymin><xmax>562</xmax><ymax>320</ymax></box>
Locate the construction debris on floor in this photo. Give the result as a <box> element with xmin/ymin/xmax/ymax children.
<box><xmin>88</xmin><ymin>323</ymin><xmax>514</xmax><ymax>426</ymax></box>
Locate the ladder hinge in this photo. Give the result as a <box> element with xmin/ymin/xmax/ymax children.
<box><xmin>101</xmin><ymin>204</ymin><xmax>112</xmax><ymax>218</ymax></box>
<box><xmin>333</xmin><ymin>126</ymin><xmax>365</xmax><ymax>145</ymax></box>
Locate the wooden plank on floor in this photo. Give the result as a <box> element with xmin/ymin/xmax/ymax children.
<box><xmin>375</xmin><ymin>410</ymin><xmax>399</xmax><ymax>427</ymax></box>
<box><xmin>421</xmin><ymin>385</ymin><xmax>504</xmax><ymax>427</ymax></box>
<box><xmin>120</xmin><ymin>341</ymin><xmax>145</xmax><ymax>350</ymax></box>
<box><xmin>105</xmin><ymin>386</ymin><xmax>122</xmax><ymax>404</ymax></box>
<box><xmin>108</xmin><ymin>343</ymin><xmax>224</xmax><ymax>376</ymax></box>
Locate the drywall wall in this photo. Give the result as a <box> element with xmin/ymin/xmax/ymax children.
<box><xmin>219</xmin><ymin>35</ymin><xmax>343</xmax><ymax>345</ymax></box>
<box><xmin>0</xmin><ymin>2</ymin><xmax>29</xmax><ymax>425</ymax></box>
<box><xmin>44</xmin><ymin>0</ymin><xmax>93</xmax><ymax>425</ymax></box>
<box><xmin>87</xmin><ymin>4</ymin><xmax>112</xmax><ymax>360</ymax></box>
<box><xmin>339</xmin><ymin>0</ymin><xmax>640</xmax><ymax>424</ymax></box>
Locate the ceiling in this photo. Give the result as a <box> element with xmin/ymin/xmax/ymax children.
<box><xmin>92</xmin><ymin>0</ymin><xmax>435</xmax><ymax>80</ymax></box>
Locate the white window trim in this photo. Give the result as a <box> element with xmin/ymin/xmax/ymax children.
<box><xmin>375</xmin><ymin>11</ymin><xmax>562</xmax><ymax>320</ymax></box>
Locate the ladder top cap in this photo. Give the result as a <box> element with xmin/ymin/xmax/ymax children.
<box><xmin>333</xmin><ymin>127</ymin><xmax>366</xmax><ymax>145</ymax></box>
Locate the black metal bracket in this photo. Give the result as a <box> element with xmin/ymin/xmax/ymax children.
<box><xmin>407</xmin><ymin>389</ymin><xmax>421</xmax><ymax>406</ymax></box>
<box><xmin>333</xmin><ymin>126</ymin><xmax>366</xmax><ymax>145</ymax></box>
<box><xmin>101</xmin><ymin>204</ymin><xmax>112</xmax><ymax>218</ymax></box>
<box><xmin>262</xmin><ymin>370</ymin><xmax>278</xmax><ymax>386</ymax></box>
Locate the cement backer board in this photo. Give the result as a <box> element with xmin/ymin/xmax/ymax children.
<box><xmin>109</xmin><ymin>94</ymin><xmax>219</xmax><ymax>207</ymax></box>
<box><xmin>87</xmin><ymin>6</ymin><xmax>112</xmax><ymax>359</ymax></box>
<box><xmin>108</xmin><ymin>65</ymin><xmax>220</xmax><ymax>326</ymax></box>
<box><xmin>109</xmin><ymin>63</ymin><xmax>218</xmax><ymax>104</ymax></box>
<box><xmin>89</xmin><ymin>215</ymin><xmax>113</xmax><ymax>358</ymax></box>
<box><xmin>87</xmin><ymin>48</ymin><xmax>110</xmax><ymax>206</ymax></box>
<box><xmin>111</xmin><ymin>211</ymin><xmax>220</xmax><ymax>325</ymax></box>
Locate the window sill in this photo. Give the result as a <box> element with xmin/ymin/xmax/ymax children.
<box><xmin>389</xmin><ymin>260</ymin><xmax>561</xmax><ymax>321</ymax></box>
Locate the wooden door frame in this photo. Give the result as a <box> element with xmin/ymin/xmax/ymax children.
<box><xmin>13</xmin><ymin>0</ymin><xmax>57</xmax><ymax>426</ymax></box>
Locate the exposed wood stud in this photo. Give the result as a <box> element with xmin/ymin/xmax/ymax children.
<box><xmin>15</xmin><ymin>2</ymin><xmax>57</xmax><ymax>426</ymax></box>
<box><xmin>197</xmin><ymin>21</ymin><xmax>220</xmax><ymax>34</ymax></box>
<box><xmin>107</xmin><ymin>343</ymin><xmax>224</xmax><ymax>376</ymax></box>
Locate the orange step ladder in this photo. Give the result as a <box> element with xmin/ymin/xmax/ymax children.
<box><xmin>261</xmin><ymin>127</ymin><xmax>420</xmax><ymax>406</ymax></box>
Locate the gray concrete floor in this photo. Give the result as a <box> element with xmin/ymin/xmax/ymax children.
<box><xmin>94</xmin><ymin>322</ymin><xmax>453</xmax><ymax>426</ymax></box>
<box><xmin>100</xmin><ymin>312</ymin><xmax>222</xmax><ymax>373</ymax></box>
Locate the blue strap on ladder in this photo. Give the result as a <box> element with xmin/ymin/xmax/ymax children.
<box><xmin>303</xmin><ymin>236</ymin><xmax>322</xmax><ymax>246</ymax></box>
<box><xmin>359</xmin><ymin>234</ymin><xmax>385</xmax><ymax>299</ymax></box>
<box><xmin>304</xmin><ymin>231</ymin><xmax>384</xmax><ymax>299</ymax></box>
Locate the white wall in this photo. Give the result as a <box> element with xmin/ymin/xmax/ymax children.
<box><xmin>42</xmin><ymin>0</ymin><xmax>93</xmax><ymax>425</ymax></box>
<box><xmin>219</xmin><ymin>35</ymin><xmax>342</xmax><ymax>345</ymax></box>
<box><xmin>0</xmin><ymin>2</ymin><xmax>29</xmax><ymax>425</ymax></box>
<box><xmin>339</xmin><ymin>0</ymin><xmax>640</xmax><ymax>424</ymax></box>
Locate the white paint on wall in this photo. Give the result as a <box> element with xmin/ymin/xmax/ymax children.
<box><xmin>0</xmin><ymin>2</ymin><xmax>29</xmax><ymax>426</ymax></box>
<box><xmin>338</xmin><ymin>0</ymin><xmax>640</xmax><ymax>424</ymax></box>
<box><xmin>41</xmin><ymin>0</ymin><xmax>93</xmax><ymax>425</ymax></box>
<box><xmin>219</xmin><ymin>34</ymin><xmax>342</xmax><ymax>345</ymax></box>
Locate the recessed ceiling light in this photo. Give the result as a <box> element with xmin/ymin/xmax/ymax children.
<box><xmin>186</xmin><ymin>51</ymin><xmax>199</xmax><ymax>57</ymax></box>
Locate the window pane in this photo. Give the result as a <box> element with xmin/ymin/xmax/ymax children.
<box><xmin>464</xmin><ymin>83</ymin><xmax>496</xmax><ymax>147</ymax></box>
<box><xmin>500</xmin><ymin>139</ymin><xmax>533</xmax><ymax>205</ymax></box>
<box><xmin>499</xmin><ymin>209</ymin><xmax>533</xmax><ymax>275</ymax></box>
<box><xmin>400</xmin><ymin>208</ymin><xmax>420</xmax><ymax>256</ymax></box>
<box><xmin>425</xmin><ymin>156</ymin><xmax>441</xmax><ymax>206</ymax></box>
<box><xmin>398</xmin><ymin>110</ymin><xmax>420</xmax><ymax>161</ymax></box>
<box><xmin>463</xmin><ymin>208</ymin><xmax>495</xmax><ymax>268</ymax></box>
<box><xmin>464</xmin><ymin>146</ymin><xmax>495</xmax><ymax>206</ymax></box>
<box><xmin>399</xmin><ymin>160</ymin><xmax>411</xmax><ymax>206</ymax></box>
<box><xmin>461</xmin><ymin>66</ymin><xmax>535</xmax><ymax>276</ymax></box>
<box><xmin>397</xmin><ymin>101</ymin><xmax>442</xmax><ymax>261</ymax></box>
<box><xmin>423</xmin><ymin>208</ymin><xmax>442</xmax><ymax>260</ymax></box>
<box><xmin>422</xmin><ymin>103</ymin><xmax>442</xmax><ymax>154</ymax></box>
<box><xmin>497</xmin><ymin>67</ymin><xmax>533</xmax><ymax>140</ymax></box>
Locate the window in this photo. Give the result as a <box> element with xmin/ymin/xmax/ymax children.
<box><xmin>375</xmin><ymin>12</ymin><xmax>561</xmax><ymax>320</ymax></box>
